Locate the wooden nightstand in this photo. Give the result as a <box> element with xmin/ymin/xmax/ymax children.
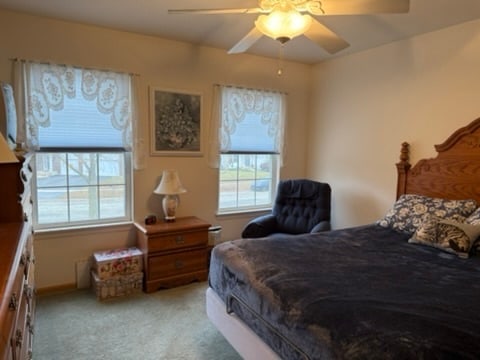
<box><xmin>135</xmin><ymin>216</ymin><xmax>211</xmax><ymax>293</ymax></box>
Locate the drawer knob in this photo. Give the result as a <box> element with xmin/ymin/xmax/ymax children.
<box><xmin>27</xmin><ymin>314</ymin><xmax>34</xmax><ymax>334</ymax></box>
<box><xmin>15</xmin><ymin>329</ymin><xmax>23</xmax><ymax>347</ymax></box>
<box><xmin>20</xmin><ymin>253</ymin><xmax>27</xmax><ymax>266</ymax></box>
<box><xmin>174</xmin><ymin>260</ymin><xmax>184</xmax><ymax>269</ymax></box>
<box><xmin>24</xmin><ymin>284</ymin><xmax>34</xmax><ymax>299</ymax></box>
<box><xmin>175</xmin><ymin>235</ymin><xmax>185</xmax><ymax>244</ymax></box>
<box><xmin>9</xmin><ymin>293</ymin><xmax>18</xmax><ymax>311</ymax></box>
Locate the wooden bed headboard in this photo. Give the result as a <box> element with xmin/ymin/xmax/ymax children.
<box><xmin>396</xmin><ymin>117</ymin><xmax>480</xmax><ymax>204</ymax></box>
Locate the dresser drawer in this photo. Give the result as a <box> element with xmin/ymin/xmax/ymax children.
<box><xmin>148</xmin><ymin>230</ymin><xmax>207</xmax><ymax>252</ymax></box>
<box><xmin>11</xmin><ymin>293</ymin><xmax>29</xmax><ymax>360</ymax></box>
<box><xmin>148</xmin><ymin>249</ymin><xmax>207</xmax><ymax>279</ymax></box>
<box><xmin>11</xmin><ymin>261</ymin><xmax>26</xmax><ymax>313</ymax></box>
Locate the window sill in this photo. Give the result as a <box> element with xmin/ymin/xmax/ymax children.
<box><xmin>216</xmin><ymin>208</ymin><xmax>271</xmax><ymax>218</ymax></box>
<box><xmin>34</xmin><ymin>221</ymin><xmax>133</xmax><ymax>240</ymax></box>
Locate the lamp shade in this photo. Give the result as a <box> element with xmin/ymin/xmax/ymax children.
<box><xmin>0</xmin><ymin>132</ymin><xmax>18</xmax><ymax>164</ymax></box>
<box><xmin>255</xmin><ymin>4</ymin><xmax>312</xmax><ymax>42</ymax></box>
<box><xmin>154</xmin><ymin>169</ymin><xmax>187</xmax><ymax>195</ymax></box>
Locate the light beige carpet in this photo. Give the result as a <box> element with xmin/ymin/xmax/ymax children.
<box><xmin>33</xmin><ymin>281</ymin><xmax>242</xmax><ymax>360</ymax></box>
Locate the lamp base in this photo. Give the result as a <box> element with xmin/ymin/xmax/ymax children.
<box><xmin>162</xmin><ymin>194</ymin><xmax>178</xmax><ymax>222</ymax></box>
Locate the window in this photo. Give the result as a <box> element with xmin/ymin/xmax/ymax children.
<box><xmin>212</xmin><ymin>85</ymin><xmax>286</xmax><ymax>213</ymax></box>
<box><xmin>35</xmin><ymin>152</ymin><xmax>130</xmax><ymax>226</ymax></box>
<box><xmin>219</xmin><ymin>153</ymin><xmax>277</xmax><ymax>210</ymax></box>
<box><xmin>14</xmin><ymin>62</ymin><xmax>134</xmax><ymax>229</ymax></box>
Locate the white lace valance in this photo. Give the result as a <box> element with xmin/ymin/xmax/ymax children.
<box><xmin>208</xmin><ymin>84</ymin><xmax>286</xmax><ymax>168</ymax></box>
<box><xmin>17</xmin><ymin>61</ymin><xmax>133</xmax><ymax>150</ymax></box>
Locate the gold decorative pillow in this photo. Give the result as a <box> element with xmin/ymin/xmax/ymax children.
<box><xmin>408</xmin><ymin>215</ymin><xmax>480</xmax><ymax>258</ymax></box>
<box><xmin>466</xmin><ymin>207</ymin><xmax>480</xmax><ymax>225</ymax></box>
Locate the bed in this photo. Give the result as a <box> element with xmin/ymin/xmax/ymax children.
<box><xmin>206</xmin><ymin>118</ymin><xmax>480</xmax><ymax>360</ymax></box>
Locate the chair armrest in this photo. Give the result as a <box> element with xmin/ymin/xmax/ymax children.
<box><xmin>310</xmin><ymin>221</ymin><xmax>331</xmax><ymax>233</ymax></box>
<box><xmin>241</xmin><ymin>214</ymin><xmax>278</xmax><ymax>238</ymax></box>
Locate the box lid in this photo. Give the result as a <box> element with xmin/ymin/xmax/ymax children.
<box><xmin>93</xmin><ymin>247</ymin><xmax>142</xmax><ymax>262</ymax></box>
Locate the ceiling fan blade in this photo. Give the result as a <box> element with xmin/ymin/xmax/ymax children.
<box><xmin>168</xmin><ymin>8</ymin><xmax>263</xmax><ymax>15</ymax></box>
<box><xmin>228</xmin><ymin>27</ymin><xmax>264</xmax><ymax>54</ymax></box>
<box><xmin>321</xmin><ymin>0</ymin><xmax>409</xmax><ymax>15</ymax></box>
<box><xmin>304</xmin><ymin>17</ymin><xmax>349</xmax><ymax>54</ymax></box>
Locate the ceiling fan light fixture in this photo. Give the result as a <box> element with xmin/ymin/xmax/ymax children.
<box><xmin>255</xmin><ymin>6</ymin><xmax>312</xmax><ymax>43</ymax></box>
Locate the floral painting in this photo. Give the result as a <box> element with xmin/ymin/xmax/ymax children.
<box><xmin>150</xmin><ymin>87</ymin><xmax>202</xmax><ymax>156</ymax></box>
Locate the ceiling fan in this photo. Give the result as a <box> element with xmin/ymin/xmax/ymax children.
<box><xmin>168</xmin><ymin>0</ymin><xmax>410</xmax><ymax>55</ymax></box>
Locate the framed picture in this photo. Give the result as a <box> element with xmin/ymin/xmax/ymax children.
<box><xmin>150</xmin><ymin>87</ymin><xmax>202</xmax><ymax>156</ymax></box>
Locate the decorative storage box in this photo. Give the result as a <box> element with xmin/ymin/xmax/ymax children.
<box><xmin>91</xmin><ymin>271</ymin><xmax>143</xmax><ymax>301</ymax></box>
<box><xmin>92</xmin><ymin>247</ymin><xmax>143</xmax><ymax>280</ymax></box>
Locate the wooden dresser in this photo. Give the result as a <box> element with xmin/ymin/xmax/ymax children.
<box><xmin>135</xmin><ymin>216</ymin><xmax>210</xmax><ymax>293</ymax></box>
<box><xmin>0</xmin><ymin>153</ymin><xmax>35</xmax><ymax>360</ymax></box>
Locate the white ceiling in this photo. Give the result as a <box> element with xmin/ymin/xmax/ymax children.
<box><xmin>1</xmin><ymin>0</ymin><xmax>480</xmax><ymax>64</ymax></box>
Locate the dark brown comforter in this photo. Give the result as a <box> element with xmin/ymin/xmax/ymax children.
<box><xmin>209</xmin><ymin>224</ymin><xmax>480</xmax><ymax>359</ymax></box>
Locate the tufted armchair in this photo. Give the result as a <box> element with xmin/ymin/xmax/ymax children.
<box><xmin>241</xmin><ymin>179</ymin><xmax>331</xmax><ymax>238</ymax></box>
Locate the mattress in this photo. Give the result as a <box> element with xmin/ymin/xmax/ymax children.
<box><xmin>208</xmin><ymin>224</ymin><xmax>480</xmax><ymax>359</ymax></box>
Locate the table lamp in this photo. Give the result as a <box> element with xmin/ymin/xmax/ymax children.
<box><xmin>154</xmin><ymin>169</ymin><xmax>187</xmax><ymax>222</ymax></box>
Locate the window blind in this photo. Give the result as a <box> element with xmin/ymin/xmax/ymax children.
<box><xmin>23</xmin><ymin>63</ymin><xmax>132</xmax><ymax>150</ymax></box>
<box><xmin>219</xmin><ymin>86</ymin><xmax>285</xmax><ymax>154</ymax></box>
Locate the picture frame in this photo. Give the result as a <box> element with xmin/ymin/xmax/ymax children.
<box><xmin>150</xmin><ymin>87</ymin><xmax>202</xmax><ymax>156</ymax></box>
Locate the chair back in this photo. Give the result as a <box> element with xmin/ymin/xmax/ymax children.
<box><xmin>273</xmin><ymin>179</ymin><xmax>331</xmax><ymax>234</ymax></box>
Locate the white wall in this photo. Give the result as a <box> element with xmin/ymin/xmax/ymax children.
<box><xmin>0</xmin><ymin>9</ymin><xmax>311</xmax><ymax>289</ymax></box>
<box><xmin>308</xmin><ymin>19</ymin><xmax>480</xmax><ymax>229</ymax></box>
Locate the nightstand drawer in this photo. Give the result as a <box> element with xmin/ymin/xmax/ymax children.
<box><xmin>148</xmin><ymin>230</ymin><xmax>207</xmax><ymax>252</ymax></box>
<box><xmin>148</xmin><ymin>249</ymin><xmax>207</xmax><ymax>278</ymax></box>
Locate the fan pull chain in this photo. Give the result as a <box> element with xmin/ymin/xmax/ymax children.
<box><xmin>277</xmin><ymin>44</ymin><xmax>285</xmax><ymax>76</ymax></box>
